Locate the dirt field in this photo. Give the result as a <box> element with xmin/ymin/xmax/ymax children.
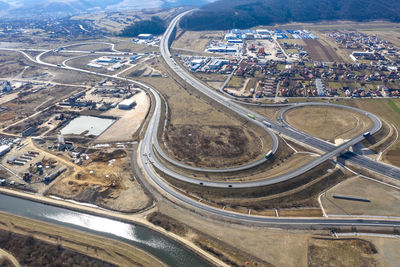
<box><xmin>165</xmin><ymin>124</ymin><xmax>265</xmax><ymax>167</ymax></box>
<box><xmin>0</xmin><ymin>212</ymin><xmax>164</xmax><ymax>267</ymax></box>
<box><xmin>308</xmin><ymin>238</ymin><xmax>378</xmax><ymax>266</ymax></box>
<box><xmin>303</xmin><ymin>39</ymin><xmax>341</xmax><ymax>62</ymax></box>
<box><xmin>321</xmin><ymin>176</ymin><xmax>400</xmax><ymax>217</ymax></box>
<box><xmin>336</xmin><ymin>99</ymin><xmax>400</xmax><ymax>166</ymax></box>
<box><xmin>97</xmin><ymin>91</ymin><xmax>150</xmax><ymax>142</ymax></box>
<box><xmin>284</xmin><ymin>105</ymin><xmax>373</xmax><ymax>142</ymax></box>
<box><xmin>154</xmin><ymin>201</ymin><xmax>400</xmax><ymax>267</ymax></box>
<box><xmin>172</xmin><ymin>31</ymin><xmax>224</xmax><ymax>53</ymax></box>
<box><xmin>48</xmin><ymin>149</ymin><xmax>151</xmax><ymax>212</ymax></box>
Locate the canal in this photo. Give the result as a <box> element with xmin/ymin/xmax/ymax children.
<box><xmin>0</xmin><ymin>194</ymin><xmax>212</xmax><ymax>267</ymax></box>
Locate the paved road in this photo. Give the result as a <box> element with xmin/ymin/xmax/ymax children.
<box><xmin>3</xmin><ymin>40</ymin><xmax>400</xmax><ymax>227</ymax></box>
<box><xmin>159</xmin><ymin>10</ymin><xmax>400</xmax><ymax>183</ymax></box>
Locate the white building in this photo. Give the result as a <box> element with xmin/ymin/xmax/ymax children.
<box><xmin>225</xmin><ymin>33</ymin><xmax>238</xmax><ymax>40</ymax></box>
<box><xmin>87</xmin><ymin>63</ymin><xmax>103</xmax><ymax>69</ymax></box>
<box><xmin>118</xmin><ymin>98</ymin><xmax>136</xmax><ymax>110</ymax></box>
<box><xmin>0</xmin><ymin>145</ymin><xmax>10</xmax><ymax>157</ymax></box>
<box><xmin>138</xmin><ymin>34</ymin><xmax>154</xmax><ymax>40</ymax></box>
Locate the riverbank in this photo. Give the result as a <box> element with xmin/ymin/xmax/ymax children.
<box><xmin>0</xmin><ymin>188</ymin><xmax>226</xmax><ymax>267</ymax></box>
<box><xmin>0</xmin><ymin>211</ymin><xmax>165</xmax><ymax>267</ymax></box>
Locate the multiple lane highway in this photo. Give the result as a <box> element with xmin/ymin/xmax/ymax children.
<box><xmin>159</xmin><ymin>10</ymin><xmax>400</xmax><ymax>184</ymax></box>
<box><xmin>2</xmin><ymin>19</ymin><xmax>400</xmax><ymax>228</ymax></box>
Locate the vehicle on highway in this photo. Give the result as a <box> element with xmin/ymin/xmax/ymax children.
<box><xmin>265</xmin><ymin>150</ymin><xmax>273</xmax><ymax>159</ymax></box>
<box><xmin>263</xmin><ymin>121</ymin><xmax>272</xmax><ymax>127</ymax></box>
<box><xmin>363</xmin><ymin>131</ymin><xmax>371</xmax><ymax>137</ymax></box>
<box><xmin>247</xmin><ymin>114</ymin><xmax>256</xmax><ymax>119</ymax></box>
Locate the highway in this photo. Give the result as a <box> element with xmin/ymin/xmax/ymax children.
<box><xmin>2</xmin><ymin>35</ymin><xmax>400</xmax><ymax>227</ymax></box>
<box><xmin>159</xmin><ymin>10</ymin><xmax>400</xmax><ymax>183</ymax></box>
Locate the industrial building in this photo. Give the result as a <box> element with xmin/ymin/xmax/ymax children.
<box><xmin>0</xmin><ymin>145</ymin><xmax>10</xmax><ymax>157</ymax></box>
<box><xmin>118</xmin><ymin>98</ymin><xmax>136</xmax><ymax>110</ymax></box>
<box><xmin>87</xmin><ymin>62</ymin><xmax>103</xmax><ymax>69</ymax></box>
<box><xmin>209</xmin><ymin>59</ymin><xmax>229</xmax><ymax>70</ymax></box>
<box><xmin>207</xmin><ymin>46</ymin><xmax>238</xmax><ymax>53</ymax></box>
<box><xmin>97</xmin><ymin>56</ymin><xmax>118</xmax><ymax>64</ymax></box>
<box><xmin>138</xmin><ymin>34</ymin><xmax>154</xmax><ymax>40</ymax></box>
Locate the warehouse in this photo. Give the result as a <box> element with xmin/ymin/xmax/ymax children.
<box><xmin>118</xmin><ymin>98</ymin><xmax>136</xmax><ymax>110</ymax></box>
<box><xmin>0</xmin><ymin>145</ymin><xmax>10</xmax><ymax>157</ymax></box>
<box><xmin>138</xmin><ymin>34</ymin><xmax>154</xmax><ymax>40</ymax></box>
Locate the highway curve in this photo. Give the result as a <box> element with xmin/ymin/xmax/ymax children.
<box><xmin>5</xmin><ymin>37</ymin><xmax>400</xmax><ymax>227</ymax></box>
<box><xmin>159</xmin><ymin>10</ymin><xmax>400</xmax><ymax>184</ymax></box>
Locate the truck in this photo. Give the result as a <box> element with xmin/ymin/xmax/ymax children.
<box><xmin>263</xmin><ymin>121</ymin><xmax>272</xmax><ymax>127</ymax></box>
<box><xmin>265</xmin><ymin>150</ymin><xmax>273</xmax><ymax>159</ymax></box>
<box><xmin>247</xmin><ymin>114</ymin><xmax>256</xmax><ymax>120</ymax></box>
<box><xmin>363</xmin><ymin>132</ymin><xmax>371</xmax><ymax>137</ymax></box>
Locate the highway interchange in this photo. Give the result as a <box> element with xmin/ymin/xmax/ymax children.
<box><xmin>1</xmin><ymin>11</ymin><xmax>400</xmax><ymax>228</ymax></box>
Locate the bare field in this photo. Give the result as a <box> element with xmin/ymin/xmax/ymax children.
<box><xmin>308</xmin><ymin>238</ymin><xmax>378</xmax><ymax>267</ymax></box>
<box><xmin>321</xmin><ymin>176</ymin><xmax>400</xmax><ymax>217</ymax></box>
<box><xmin>303</xmin><ymin>39</ymin><xmax>341</xmax><ymax>62</ymax></box>
<box><xmin>284</xmin><ymin>105</ymin><xmax>373</xmax><ymax>142</ymax></box>
<box><xmin>173</xmin><ymin>30</ymin><xmax>224</xmax><ymax>52</ymax></box>
<box><xmin>166</xmin><ymin>124</ymin><xmax>267</xmax><ymax>168</ymax></box>
<box><xmin>48</xmin><ymin>149</ymin><xmax>150</xmax><ymax>212</ymax></box>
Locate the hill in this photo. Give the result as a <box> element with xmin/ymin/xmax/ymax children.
<box><xmin>180</xmin><ymin>0</ymin><xmax>400</xmax><ymax>30</ymax></box>
<box><xmin>120</xmin><ymin>16</ymin><xmax>166</xmax><ymax>37</ymax></box>
<box><xmin>0</xmin><ymin>0</ymin><xmax>214</xmax><ymax>19</ymax></box>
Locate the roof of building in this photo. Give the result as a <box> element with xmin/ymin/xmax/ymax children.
<box><xmin>119</xmin><ymin>98</ymin><xmax>136</xmax><ymax>106</ymax></box>
<box><xmin>0</xmin><ymin>145</ymin><xmax>10</xmax><ymax>153</ymax></box>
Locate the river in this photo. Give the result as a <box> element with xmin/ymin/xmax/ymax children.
<box><xmin>0</xmin><ymin>194</ymin><xmax>211</xmax><ymax>267</ymax></box>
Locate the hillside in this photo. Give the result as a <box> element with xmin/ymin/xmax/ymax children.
<box><xmin>180</xmin><ymin>0</ymin><xmax>400</xmax><ymax>30</ymax></box>
<box><xmin>0</xmin><ymin>0</ymin><xmax>214</xmax><ymax>19</ymax></box>
<box><xmin>120</xmin><ymin>16</ymin><xmax>166</xmax><ymax>37</ymax></box>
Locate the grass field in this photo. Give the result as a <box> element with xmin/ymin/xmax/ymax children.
<box><xmin>308</xmin><ymin>238</ymin><xmax>378</xmax><ymax>267</ymax></box>
<box><xmin>172</xmin><ymin>30</ymin><xmax>224</xmax><ymax>52</ymax></box>
<box><xmin>284</xmin><ymin>105</ymin><xmax>373</xmax><ymax>142</ymax></box>
<box><xmin>227</xmin><ymin>76</ymin><xmax>244</xmax><ymax>88</ymax></box>
<box><xmin>321</xmin><ymin>176</ymin><xmax>400</xmax><ymax>217</ymax></box>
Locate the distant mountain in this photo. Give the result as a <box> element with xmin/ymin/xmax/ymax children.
<box><xmin>180</xmin><ymin>0</ymin><xmax>400</xmax><ymax>30</ymax></box>
<box><xmin>162</xmin><ymin>0</ymin><xmax>213</xmax><ymax>8</ymax></box>
<box><xmin>0</xmin><ymin>0</ymin><xmax>122</xmax><ymax>18</ymax></box>
<box><xmin>0</xmin><ymin>0</ymin><xmax>214</xmax><ymax>19</ymax></box>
